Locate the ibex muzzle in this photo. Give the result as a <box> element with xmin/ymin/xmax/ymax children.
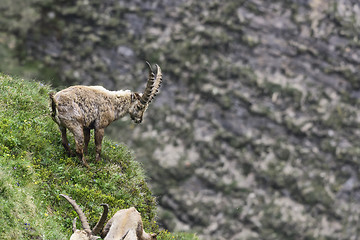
<box><xmin>50</xmin><ymin>62</ymin><xmax>162</xmax><ymax>167</ymax></box>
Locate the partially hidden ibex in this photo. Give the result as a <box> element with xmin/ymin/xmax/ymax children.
<box><xmin>50</xmin><ymin>62</ymin><xmax>162</xmax><ymax>167</ymax></box>
<box><xmin>60</xmin><ymin>194</ymin><xmax>157</xmax><ymax>240</ymax></box>
<box><xmin>100</xmin><ymin>207</ymin><xmax>156</xmax><ymax>240</ymax></box>
<box><xmin>60</xmin><ymin>194</ymin><xmax>108</xmax><ymax>240</ymax></box>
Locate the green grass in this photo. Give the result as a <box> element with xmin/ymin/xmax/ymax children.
<box><xmin>0</xmin><ymin>73</ymin><xmax>198</xmax><ymax>240</ymax></box>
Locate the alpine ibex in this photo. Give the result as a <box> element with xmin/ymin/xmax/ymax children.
<box><xmin>50</xmin><ymin>62</ymin><xmax>162</xmax><ymax>167</ymax></box>
<box><xmin>60</xmin><ymin>194</ymin><xmax>157</xmax><ymax>240</ymax></box>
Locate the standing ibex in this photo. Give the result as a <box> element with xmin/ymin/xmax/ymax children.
<box><xmin>60</xmin><ymin>194</ymin><xmax>157</xmax><ymax>240</ymax></box>
<box><xmin>50</xmin><ymin>62</ymin><xmax>162</xmax><ymax>167</ymax></box>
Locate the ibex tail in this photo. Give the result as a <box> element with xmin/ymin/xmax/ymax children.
<box><xmin>49</xmin><ymin>92</ymin><xmax>58</xmax><ymax>122</ymax></box>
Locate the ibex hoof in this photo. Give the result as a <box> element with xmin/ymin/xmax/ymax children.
<box><xmin>83</xmin><ymin>162</ymin><xmax>90</xmax><ymax>169</ymax></box>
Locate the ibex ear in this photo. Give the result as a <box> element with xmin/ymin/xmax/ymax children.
<box><xmin>90</xmin><ymin>236</ymin><xmax>101</xmax><ymax>240</ymax></box>
<box><xmin>131</xmin><ymin>93</ymin><xmax>141</xmax><ymax>102</ymax></box>
<box><xmin>72</xmin><ymin>217</ymin><xmax>77</xmax><ymax>233</ymax></box>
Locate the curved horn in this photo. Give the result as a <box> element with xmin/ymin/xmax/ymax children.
<box><xmin>148</xmin><ymin>64</ymin><xmax>162</xmax><ymax>103</ymax></box>
<box><xmin>91</xmin><ymin>203</ymin><xmax>109</xmax><ymax>235</ymax></box>
<box><xmin>60</xmin><ymin>194</ymin><xmax>91</xmax><ymax>231</ymax></box>
<box><xmin>140</xmin><ymin>61</ymin><xmax>156</xmax><ymax>104</ymax></box>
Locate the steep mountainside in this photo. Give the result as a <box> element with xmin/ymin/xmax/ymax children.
<box><xmin>0</xmin><ymin>74</ymin><xmax>158</xmax><ymax>239</ymax></box>
<box><xmin>2</xmin><ymin>0</ymin><xmax>360</xmax><ymax>239</ymax></box>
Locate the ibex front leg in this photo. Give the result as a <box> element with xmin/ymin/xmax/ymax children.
<box><xmin>71</xmin><ymin>126</ymin><xmax>90</xmax><ymax>168</ymax></box>
<box><xmin>95</xmin><ymin>128</ymin><xmax>104</xmax><ymax>162</ymax></box>
<box><xmin>60</xmin><ymin>126</ymin><xmax>72</xmax><ymax>156</ymax></box>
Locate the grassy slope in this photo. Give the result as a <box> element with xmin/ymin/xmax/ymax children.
<box><xmin>0</xmin><ymin>73</ymin><xmax>198</xmax><ymax>239</ymax></box>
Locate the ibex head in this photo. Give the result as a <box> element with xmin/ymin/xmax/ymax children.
<box><xmin>129</xmin><ymin>62</ymin><xmax>162</xmax><ymax>124</ymax></box>
<box><xmin>60</xmin><ymin>194</ymin><xmax>108</xmax><ymax>240</ymax></box>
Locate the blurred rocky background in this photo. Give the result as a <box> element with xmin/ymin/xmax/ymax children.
<box><xmin>1</xmin><ymin>0</ymin><xmax>360</xmax><ymax>239</ymax></box>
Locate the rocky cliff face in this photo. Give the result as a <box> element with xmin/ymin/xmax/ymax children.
<box><xmin>2</xmin><ymin>0</ymin><xmax>360</xmax><ymax>239</ymax></box>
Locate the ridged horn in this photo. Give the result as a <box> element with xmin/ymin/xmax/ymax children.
<box><xmin>140</xmin><ymin>61</ymin><xmax>155</xmax><ymax>105</ymax></box>
<box><xmin>148</xmin><ymin>64</ymin><xmax>162</xmax><ymax>103</ymax></box>
<box><xmin>60</xmin><ymin>194</ymin><xmax>91</xmax><ymax>231</ymax></box>
<box><xmin>91</xmin><ymin>203</ymin><xmax>109</xmax><ymax>235</ymax></box>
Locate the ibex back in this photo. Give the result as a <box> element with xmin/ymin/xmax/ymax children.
<box><xmin>50</xmin><ymin>62</ymin><xmax>162</xmax><ymax>167</ymax></box>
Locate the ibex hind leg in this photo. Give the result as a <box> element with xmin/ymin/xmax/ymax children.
<box><xmin>71</xmin><ymin>126</ymin><xmax>90</xmax><ymax>168</ymax></box>
<box><xmin>60</xmin><ymin>126</ymin><xmax>73</xmax><ymax>157</ymax></box>
<box><xmin>94</xmin><ymin>128</ymin><xmax>104</xmax><ymax>162</ymax></box>
<box><xmin>83</xmin><ymin>127</ymin><xmax>91</xmax><ymax>155</ymax></box>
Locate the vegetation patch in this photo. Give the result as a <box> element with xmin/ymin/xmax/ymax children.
<box><xmin>0</xmin><ymin>73</ymin><xmax>198</xmax><ymax>239</ymax></box>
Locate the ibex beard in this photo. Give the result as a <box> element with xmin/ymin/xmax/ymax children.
<box><xmin>50</xmin><ymin>62</ymin><xmax>162</xmax><ymax>167</ymax></box>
